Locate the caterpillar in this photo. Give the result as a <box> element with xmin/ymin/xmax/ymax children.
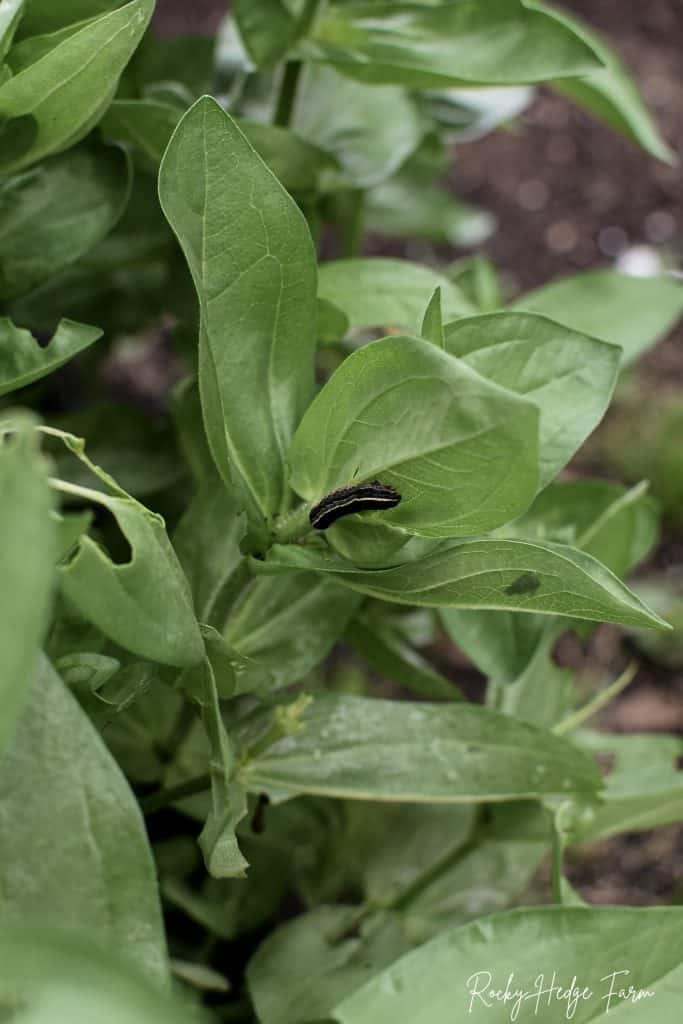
<box><xmin>309</xmin><ymin>481</ymin><xmax>401</xmax><ymax>530</ymax></box>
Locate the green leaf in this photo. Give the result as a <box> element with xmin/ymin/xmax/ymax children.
<box><xmin>49</xmin><ymin>428</ymin><xmax>203</xmax><ymax>667</ymax></box>
<box><xmin>514</xmin><ymin>269</ymin><xmax>683</xmax><ymax>366</ymax></box>
<box><xmin>16</xmin><ymin>1</ymin><xmax>126</xmax><ymax>38</ymax></box>
<box><xmin>234</xmin><ymin>0</ymin><xmax>297</xmax><ymax>68</ymax></box>
<box><xmin>396</xmin><ymin>803</ymin><xmax>549</xmax><ymax>941</ymax></box>
<box><xmin>101</xmin><ymin>98</ymin><xmax>337</xmax><ymax>190</ymax></box>
<box><xmin>0</xmin><ymin>656</ymin><xmax>168</xmax><ymax>981</ymax></box>
<box><xmin>570</xmin><ymin>730</ymin><xmax>683</xmax><ymax>842</ymax></box>
<box><xmin>335</xmin><ymin>906</ymin><xmax>683</xmax><ymax>1023</ymax></box>
<box><xmin>518</xmin><ymin>479</ymin><xmax>659</xmax><ymax>578</ymax></box>
<box><xmin>0</xmin><ymin>414</ymin><xmax>55</xmax><ymax>754</ymax></box>
<box><xmin>0</xmin><ymin>318</ymin><xmax>101</xmax><ymax>396</ymax></box>
<box><xmin>289</xmin><ymin>335</ymin><xmax>539</xmax><ymax>537</ymax></box>
<box><xmin>0</xmin><ymin>0</ymin><xmax>154</xmax><ymax>174</ymax></box>
<box><xmin>494</xmin><ymin>621</ymin><xmax>574</xmax><ymax>727</ymax></box>
<box><xmin>346</xmin><ymin>606</ymin><xmax>461</xmax><ymax>701</ymax></box>
<box><xmin>240</xmin><ymin>693</ymin><xmax>602</xmax><ymax>802</ymax></box>
<box><xmin>318</xmin><ymin>259</ymin><xmax>473</xmax><ymax>332</ymax></box>
<box><xmin>549</xmin><ymin>6</ymin><xmax>674</xmax><ymax>163</ymax></box>
<box><xmin>258</xmin><ymin>538</ymin><xmax>670</xmax><ymax>630</ymax></box>
<box><xmin>58</xmin><ymin>482</ymin><xmax>204</xmax><ymax>667</ymax></box>
<box><xmin>159</xmin><ymin>96</ymin><xmax>317</xmax><ymax>548</ymax></box>
<box><xmin>0</xmin><ymin>142</ymin><xmax>131</xmax><ymax>301</ymax></box>
<box><xmin>100</xmin><ymin>98</ymin><xmax>182</xmax><ymax>164</ymax></box>
<box><xmin>0</xmin><ymin>0</ymin><xmax>25</xmax><ymax>63</ymax></box>
<box><xmin>443</xmin><ymin>312</ymin><xmax>620</xmax><ymax>488</ymax></box>
<box><xmin>440</xmin><ymin>606</ymin><xmax>544</xmax><ymax>684</ymax></box>
<box><xmin>302</xmin><ymin>1</ymin><xmax>603</xmax><ymax>88</ymax></box>
<box><xmin>248</xmin><ymin>906</ymin><xmax>411</xmax><ymax>1024</ymax></box>
<box><xmin>420</xmin><ymin>287</ymin><xmax>444</xmax><ymax>348</ymax></box>
<box><xmin>294</xmin><ymin>63</ymin><xmax>424</xmax><ymax>189</ymax></box>
<box><xmin>224</xmin><ymin>572</ymin><xmax>363</xmax><ymax>694</ymax></box>
<box><xmin>0</xmin><ymin>928</ymin><xmax>192</xmax><ymax>1024</ymax></box>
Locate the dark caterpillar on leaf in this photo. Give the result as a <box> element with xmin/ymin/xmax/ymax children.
<box><xmin>309</xmin><ymin>481</ymin><xmax>401</xmax><ymax>530</ymax></box>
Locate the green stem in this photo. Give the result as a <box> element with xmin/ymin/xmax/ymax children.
<box><xmin>551</xmin><ymin>823</ymin><xmax>564</xmax><ymax>904</ymax></box>
<box><xmin>274</xmin><ymin>59</ymin><xmax>303</xmax><ymax>127</ymax></box>
<box><xmin>553</xmin><ymin>662</ymin><xmax>638</xmax><ymax>736</ymax></box>
<box><xmin>341</xmin><ymin>189</ymin><xmax>365</xmax><ymax>258</ymax></box>
<box><xmin>273</xmin><ymin>0</ymin><xmax>322</xmax><ymax>127</ymax></box>
<box><xmin>273</xmin><ymin>502</ymin><xmax>312</xmax><ymax>544</ymax></box>
<box><xmin>390</xmin><ymin>833</ymin><xmax>481</xmax><ymax>913</ymax></box>
<box><xmin>141</xmin><ymin>772</ymin><xmax>211</xmax><ymax>814</ymax></box>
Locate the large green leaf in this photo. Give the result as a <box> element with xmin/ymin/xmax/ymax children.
<box><xmin>318</xmin><ymin>259</ymin><xmax>472</xmax><ymax>331</ymax></box>
<box><xmin>0</xmin><ymin>414</ymin><xmax>54</xmax><ymax>753</ymax></box>
<box><xmin>302</xmin><ymin>0</ymin><xmax>603</xmax><ymax>88</ymax></box>
<box><xmin>0</xmin><ymin>318</ymin><xmax>101</xmax><ymax>395</ymax></box>
<box><xmin>514</xmin><ymin>270</ymin><xmax>683</xmax><ymax>366</ymax></box>
<box><xmin>288</xmin><ymin>335</ymin><xmax>539</xmax><ymax>537</ymax></box>
<box><xmin>293</xmin><ymin>63</ymin><xmax>423</xmax><ymax>189</ymax></box>
<box><xmin>0</xmin><ymin>142</ymin><xmax>131</xmax><ymax>300</ymax></box>
<box><xmin>224</xmin><ymin>572</ymin><xmax>363</xmax><ymax>694</ymax></box>
<box><xmin>0</xmin><ymin>929</ymin><xmax>190</xmax><ymax>1024</ymax></box>
<box><xmin>570</xmin><ymin>731</ymin><xmax>683</xmax><ymax>842</ymax></box>
<box><xmin>549</xmin><ymin>6</ymin><xmax>674</xmax><ymax>163</ymax></box>
<box><xmin>443</xmin><ymin>312</ymin><xmax>620</xmax><ymax>487</ymax></box>
<box><xmin>440</xmin><ymin>606</ymin><xmax>544</xmax><ymax>684</ymax></box>
<box><xmin>336</xmin><ymin>906</ymin><xmax>683</xmax><ymax>1023</ymax></box>
<box><xmin>257</xmin><ymin>538</ymin><xmax>669</xmax><ymax>630</ymax></box>
<box><xmin>240</xmin><ymin>693</ymin><xmax>602</xmax><ymax>802</ymax></box>
<box><xmin>0</xmin><ymin>0</ymin><xmax>154</xmax><ymax>174</ymax></box>
<box><xmin>0</xmin><ymin>0</ymin><xmax>25</xmax><ymax>62</ymax></box>
<box><xmin>0</xmin><ymin>656</ymin><xmax>168</xmax><ymax>981</ymax></box>
<box><xmin>159</xmin><ymin>96</ymin><xmax>317</xmax><ymax>548</ymax></box>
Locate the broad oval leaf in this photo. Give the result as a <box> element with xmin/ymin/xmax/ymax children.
<box><xmin>514</xmin><ymin>269</ymin><xmax>683</xmax><ymax>366</ymax></box>
<box><xmin>302</xmin><ymin>1</ymin><xmax>603</xmax><ymax>88</ymax></box>
<box><xmin>16</xmin><ymin>1</ymin><xmax>126</xmax><ymax>38</ymax></box>
<box><xmin>318</xmin><ymin>259</ymin><xmax>472</xmax><ymax>332</ymax></box>
<box><xmin>0</xmin><ymin>142</ymin><xmax>131</xmax><ymax>300</ymax></box>
<box><xmin>58</xmin><ymin>481</ymin><xmax>204</xmax><ymax>667</ymax></box>
<box><xmin>233</xmin><ymin>0</ymin><xmax>297</xmax><ymax>68</ymax></box>
<box><xmin>257</xmin><ymin>538</ymin><xmax>669</xmax><ymax>630</ymax></box>
<box><xmin>335</xmin><ymin>906</ymin><xmax>683</xmax><ymax>1024</ymax></box>
<box><xmin>240</xmin><ymin>693</ymin><xmax>602</xmax><ymax>802</ymax></box>
<box><xmin>0</xmin><ymin>318</ymin><xmax>102</xmax><ymax>395</ymax></box>
<box><xmin>159</xmin><ymin>96</ymin><xmax>317</xmax><ymax>547</ymax></box>
<box><xmin>0</xmin><ymin>0</ymin><xmax>154</xmax><ymax>174</ymax></box>
<box><xmin>288</xmin><ymin>335</ymin><xmax>539</xmax><ymax>537</ymax></box>
<box><xmin>442</xmin><ymin>312</ymin><xmax>620</xmax><ymax>488</ymax></box>
<box><xmin>0</xmin><ymin>656</ymin><xmax>168</xmax><ymax>981</ymax></box>
<box><xmin>0</xmin><ymin>414</ymin><xmax>55</xmax><ymax>753</ymax></box>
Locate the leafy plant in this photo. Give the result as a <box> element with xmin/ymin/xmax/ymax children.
<box><xmin>1</xmin><ymin>1</ymin><xmax>682</xmax><ymax>1020</ymax></box>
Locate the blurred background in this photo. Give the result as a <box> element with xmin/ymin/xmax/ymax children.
<box><xmin>150</xmin><ymin>1</ymin><xmax>683</xmax><ymax>905</ymax></box>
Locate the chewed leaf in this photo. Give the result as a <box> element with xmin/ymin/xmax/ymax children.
<box><xmin>0</xmin><ymin>318</ymin><xmax>102</xmax><ymax>396</ymax></box>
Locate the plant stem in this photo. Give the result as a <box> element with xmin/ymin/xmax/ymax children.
<box><xmin>551</xmin><ymin>823</ymin><xmax>564</xmax><ymax>904</ymax></box>
<box><xmin>341</xmin><ymin>189</ymin><xmax>365</xmax><ymax>258</ymax></box>
<box><xmin>273</xmin><ymin>502</ymin><xmax>312</xmax><ymax>543</ymax></box>
<box><xmin>274</xmin><ymin>60</ymin><xmax>303</xmax><ymax>127</ymax></box>
<box><xmin>141</xmin><ymin>772</ymin><xmax>211</xmax><ymax>814</ymax></box>
<box><xmin>273</xmin><ymin>0</ymin><xmax>322</xmax><ymax>127</ymax></box>
<box><xmin>553</xmin><ymin>662</ymin><xmax>638</xmax><ymax>736</ymax></box>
